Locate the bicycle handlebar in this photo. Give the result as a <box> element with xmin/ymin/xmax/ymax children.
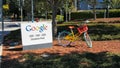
<box><xmin>82</xmin><ymin>20</ymin><xmax>90</xmax><ymax>24</ymax></box>
<box><xmin>76</xmin><ymin>20</ymin><xmax>90</xmax><ymax>26</ymax></box>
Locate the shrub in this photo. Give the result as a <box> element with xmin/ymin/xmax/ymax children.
<box><xmin>56</xmin><ymin>15</ymin><xmax>64</xmax><ymax>23</ymax></box>
<box><xmin>101</xmin><ymin>35</ymin><xmax>113</xmax><ymax>40</ymax></box>
<box><xmin>71</xmin><ymin>9</ymin><xmax>120</xmax><ymax>20</ymax></box>
<box><xmin>71</xmin><ymin>11</ymin><xmax>93</xmax><ymax>20</ymax></box>
<box><xmin>109</xmin><ymin>9</ymin><xmax>120</xmax><ymax>18</ymax></box>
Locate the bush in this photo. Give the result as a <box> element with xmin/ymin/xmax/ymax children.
<box><xmin>71</xmin><ymin>11</ymin><xmax>93</xmax><ymax>20</ymax></box>
<box><xmin>57</xmin><ymin>23</ymin><xmax>120</xmax><ymax>41</ymax></box>
<box><xmin>109</xmin><ymin>9</ymin><xmax>120</xmax><ymax>18</ymax></box>
<box><xmin>101</xmin><ymin>35</ymin><xmax>113</xmax><ymax>40</ymax></box>
<box><xmin>56</xmin><ymin>15</ymin><xmax>64</xmax><ymax>23</ymax></box>
<box><xmin>71</xmin><ymin>9</ymin><xmax>120</xmax><ymax>20</ymax></box>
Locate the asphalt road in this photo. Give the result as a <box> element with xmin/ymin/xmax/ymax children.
<box><xmin>0</xmin><ymin>22</ymin><xmax>21</xmax><ymax>44</ymax></box>
<box><xmin>0</xmin><ymin>22</ymin><xmax>20</xmax><ymax>31</ymax></box>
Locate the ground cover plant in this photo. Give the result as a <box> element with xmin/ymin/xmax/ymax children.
<box><xmin>1</xmin><ymin>52</ymin><xmax>120</xmax><ymax>68</ymax></box>
<box><xmin>57</xmin><ymin>23</ymin><xmax>120</xmax><ymax>41</ymax></box>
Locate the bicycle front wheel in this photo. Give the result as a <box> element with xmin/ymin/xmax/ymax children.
<box><xmin>58</xmin><ymin>31</ymin><xmax>71</xmax><ymax>46</ymax></box>
<box><xmin>84</xmin><ymin>32</ymin><xmax>92</xmax><ymax>48</ymax></box>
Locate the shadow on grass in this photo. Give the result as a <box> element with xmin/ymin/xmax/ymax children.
<box><xmin>1</xmin><ymin>51</ymin><xmax>120</xmax><ymax>68</ymax></box>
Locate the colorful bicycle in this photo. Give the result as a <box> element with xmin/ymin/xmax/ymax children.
<box><xmin>58</xmin><ymin>20</ymin><xmax>92</xmax><ymax>48</ymax></box>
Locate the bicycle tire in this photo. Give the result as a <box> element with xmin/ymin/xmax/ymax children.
<box><xmin>58</xmin><ymin>31</ymin><xmax>71</xmax><ymax>46</ymax></box>
<box><xmin>84</xmin><ymin>32</ymin><xmax>92</xmax><ymax>48</ymax></box>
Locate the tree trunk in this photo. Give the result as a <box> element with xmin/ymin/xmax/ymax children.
<box><xmin>93</xmin><ymin>5</ymin><xmax>96</xmax><ymax>20</ymax></box>
<box><xmin>52</xmin><ymin>6</ymin><xmax>57</xmax><ymax>39</ymax></box>
<box><xmin>47</xmin><ymin>0</ymin><xmax>63</xmax><ymax>39</ymax></box>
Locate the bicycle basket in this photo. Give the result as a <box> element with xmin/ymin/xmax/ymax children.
<box><xmin>77</xmin><ymin>25</ymin><xmax>88</xmax><ymax>34</ymax></box>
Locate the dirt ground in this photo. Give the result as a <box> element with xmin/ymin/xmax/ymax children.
<box><xmin>2</xmin><ymin>40</ymin><xmax>120</xmax><ymax>61</ymax></box>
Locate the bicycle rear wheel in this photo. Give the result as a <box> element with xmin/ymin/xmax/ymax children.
<box><xmin>84</xmin><ymin>32</ymin><xmax>92</xmax><ymax>48</ymax></box>
<box><xmin>58</xmin><ymin>31</ymin><xmax>71</xmax><ymax>46</ymax></box>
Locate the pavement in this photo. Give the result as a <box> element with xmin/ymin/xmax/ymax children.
<box><xmin>0</xmin><ymin>22</ymin><xmax>21</xmax><ymax>31</ymax></box>
<box><xmin>0</xmin><ymin>21</ymin><xmax>21</xmax><ymax>44</ymax></box>
<box><xmin>0</xmin><ymin>21</ymin><xmax>21</xmax><ymax>63</ymax></box>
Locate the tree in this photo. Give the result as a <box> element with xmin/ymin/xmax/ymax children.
<box><xmin>87</xmin><ymin>0</ymin><xmax>98</xmax><ymax>20</ymax></box>
<box><xmin>34</xmin><ymin>0</ymin><xmax>51</xmax><ymax>19</ymax></box>
<box><xmin>9</xmin><ymin>0</ymin><xmax>20</xmax><ymax>19</ymax></box>
<box><xmin>110</xmin><ymin>0</ymin><xmax>120</xmax><ymax>9</ymax></box>
<box><xmin>46</xmin><ymin>0</ymin><xmax>65</xmax><ymax>38</ymax></box>
<box><xmin>103</xmin><ymin>0</ymin><xmax>111</xmax><ymax>18</ymax></box>
<box><xmin>80</xmin><ymin>0</ymin><xmax>98</xmax><ymax>20</ymax></box>
<box><xmin>46</xmin><ymin>0</ymin><xmax>79</xmax><ymax>38</ymax></box>
<box><xmin>63</xmin><ymin>0</ymin><xmax>75</xmax><ymax>21</ymax></box>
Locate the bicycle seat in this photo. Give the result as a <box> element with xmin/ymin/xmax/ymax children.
<box><xmin>68</xmin><ymin>26</ymin><xmax>75</xmax><ymax>29</ymax></box>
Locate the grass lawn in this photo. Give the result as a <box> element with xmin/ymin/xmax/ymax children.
<box><xmin>57</xmin><ymin>23</ymin><xmax>120</xmax><ymax>41</ymax></box>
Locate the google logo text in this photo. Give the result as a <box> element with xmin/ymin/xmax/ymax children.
<box><xmin>25</xmin><ymin>24</ymin><xmax>48</xmax><ymax>32</ymax></box>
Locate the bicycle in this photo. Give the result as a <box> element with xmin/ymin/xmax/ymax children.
<box><xmin>57</xmin><ymin>20</ymin><xmax>92</xmax><ymax>48</ymax></box>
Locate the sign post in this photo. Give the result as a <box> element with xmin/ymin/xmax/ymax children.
<box><xmin>31</xmin><ymin>0</ymin><xmax>34</xmax><ymax>23</ymax></box>
<box><xmin>21</xmin><ymin>21</ymin><xmax>53</xmax><ymax>50</ymax></box>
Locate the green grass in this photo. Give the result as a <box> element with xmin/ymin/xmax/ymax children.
<box><xmin>2</xmin><ymin>52</ymin><xmax>120</xmax><ymax>68</ymax></box>
<box><xmin>57</xmin><ymin>23</ymin><xmax>120</xmax><ymax>41</ymax></box>
<box><xmin>89</xmin><ymin>23</ymin><xmax>120</xmax><ymax>41</ymax></box>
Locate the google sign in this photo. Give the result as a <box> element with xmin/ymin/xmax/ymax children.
<box><xmin>25</xmin><ymin>24</ymin><xmax>48</xmax><ymax>32</ymax></box>
<box><xmin>21</xmin><ymin>21</ymin><xmax>53</xmax><ymax>50</ymax></box>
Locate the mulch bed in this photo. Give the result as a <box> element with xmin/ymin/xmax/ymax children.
<box><xmin>2</xmin><ymin>40</ymin><xmax>120</xmax><ymax>61</ymax></box>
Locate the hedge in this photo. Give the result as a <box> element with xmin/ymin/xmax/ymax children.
<box><xmin>71</xmin><ymin>9</ymin><xmax>120</xmax><ymax>20</ymax></box>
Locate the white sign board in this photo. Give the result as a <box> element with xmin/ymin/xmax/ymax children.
<box><xmin>21</xmin><ymin>21</ymin><xmax>53</xmax><ymax>50</ymax></box>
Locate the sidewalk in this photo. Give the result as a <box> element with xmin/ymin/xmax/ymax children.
<box><xmin>0</xmin><ymin>46</ymin><xmax>2</xmax><ymax>63</ymax></box>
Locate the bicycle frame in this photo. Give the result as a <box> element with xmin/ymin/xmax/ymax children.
<box><xmin>65</xmin><ymin>24</ymin><xmax>88</xmax><ymax>42</ymax></box>
<box><xmin>58</xmin><ymin>20</ymin><xmax>92</xmax><ymax>47</ymax></box>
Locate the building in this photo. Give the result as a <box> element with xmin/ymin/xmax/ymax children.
<box><xmin>77</xmin><ymin>0</ymin><xmax>105</xmax><ymax>10</ymax></box>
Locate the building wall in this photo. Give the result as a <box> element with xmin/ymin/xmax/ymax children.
<box><xmin>77</xmin><ymin>0</ymin><xmax>104</xmax><ymax>10</ymax></box>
